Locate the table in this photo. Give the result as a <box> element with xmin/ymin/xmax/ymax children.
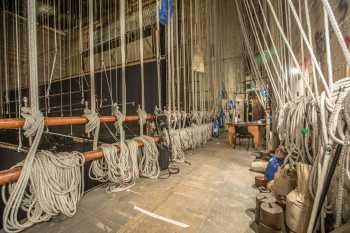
<box><xmin>227</xmin><ymin>122</ymin><xmax>266</xmax><ymax>148</ymax></box>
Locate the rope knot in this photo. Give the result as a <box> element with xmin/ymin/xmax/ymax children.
<box><xmin>21</xmin><ymin>107</ymin><xmax>44</xmax><ymax>138</ymax></box>
<box><xmin>181</xmin><ymin>111</ymin><xmax>187</xmax><ymax>128</ymax></box>
<box><xmin>137</xmin><ymin>105</ymin><xmax>147</xmax><ymax>126</ymax></box>
<box><xmin>83</xmin><ymin>103</ymin><xmax>100</xmax><ymax>150</ymax></box>
<box><xmin>164</xmin><ymin>109</ymin><xmax>171</xmax><ymax>127</ymax></box>
<box><xmin>154</xmin><ymin>106</ymin><xmax>162</xmax><ymax>116</ymax></box>
<box><xmin>112</xmin><ymin>103</ymin><xmax>126</xmax><ymax>142</ymax></box>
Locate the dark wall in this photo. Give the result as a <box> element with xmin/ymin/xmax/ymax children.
<box><xmin>0</xmin><ymin>59</ymin><xmax>167</xmax><ymax>229</ymax></box>
<box><xmin>2</xmin><ymin>60</ymin><xmax>165</xmax><ymax>139</ymax></box>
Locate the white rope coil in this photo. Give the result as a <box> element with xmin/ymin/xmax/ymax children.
<box><xmin>112</xmin><ymin>103</ymin><xmax>126</xmax><ymax>142</ymax></box>
<box><xmin>89</xmin><ymin>143</ymin><xmax>136</xmax><ymax>192</ymax></box>
<box><xmin>137</xmin><ymin>106</ymin><xmax>147</xmax><ymax>136</ymax></box>
<box><xmin>2</xmin><ymin>108</ymin><xmax>45</xmax><ymax>233</ymax></box>
<box><xmin>137</xmin><ymin>136</ymin><xmax>160</xmax><ymax>179</ymax></box>
<box><xmin>170</xmin><ymin>129</ymin><xmax>185</xmax><ymax>162</ymax></box>
<box><xmin>127</xmin><ymin>140</ymin><xmax>140</xmax><ymax>180</ymax></box>
<box><xmin>2</xmin><ymin>150</ymin><xmax>84</xmax><ymax>233</ymax></box>
<box><xmin>83</xmin><ymin>106</ymin><xmax>100</xmax><ymax>150</ymax></box>
<box><xmin>179</xmin><ymin>128</ymin><xmax>191</xmax><ymax>151</ymax></box>
<box><xmin>21</xmin><ymin>107</ymin><xmax>44</xmax><ymax>138</ymax></box>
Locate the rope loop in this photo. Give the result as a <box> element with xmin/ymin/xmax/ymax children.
<box><xmin>112</xmin><ymin>103</ymin><xmax>125</xmax><ymax>142</ymax></box>
<box><xmin>21</xmin><ymin>107</ymin><xmax>44</xmax><ymax>138</ymax></box>
<box><xmin>137</xmin><ymin>105</ymin><xmax>147</xmax><ymax>136</ymax></box>
<box><xmin>83</xmin><ymin>103</ymin><xmax>100</xmax><ymax>150</ymax></box>
<box><xmin>181</xmin><ymin>111</ymin><xmax>187</xmax><ymax>128</ymax></box>
<box><xmin>137</xmin><ymin>105</ymin><xmax>147</xmax><ymax>126</ymax></box>
<box><xmin>154</xmin><ymin>105</ymin><xmax>162</xmax><ymax>116</ymax></box>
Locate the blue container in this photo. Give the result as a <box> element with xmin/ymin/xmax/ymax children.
<box><xmin>265</xmin><ymin>156</ymin><xmax>282</xmax><ymax>181</ymax></box>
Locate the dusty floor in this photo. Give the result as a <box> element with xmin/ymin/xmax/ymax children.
<box><xmin>21</xmin><ymin>136</ymin><xmax>258</xmax><ymax>233</ymax></box>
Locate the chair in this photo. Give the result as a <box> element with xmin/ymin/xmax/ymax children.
<box><xmin>235</xmin><ymin>126</ymin><xmax>254</xmax><ymax>150</ymax></box>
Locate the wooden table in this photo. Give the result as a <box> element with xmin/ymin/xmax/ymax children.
<box><xmin>227</xmin><ymin>122</ymin><xmax>266</xmax><ymax>148</ymax></box>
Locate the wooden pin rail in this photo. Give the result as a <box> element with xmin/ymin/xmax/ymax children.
<box><xmin>0</xmin><ymin>115</ymin><xmax>156</xmax><ymax>129</ymax></box>
<box><xmin>0</xmin><ymin>137</ymin><xmax>160</xmax><ymax>186</ymax></box>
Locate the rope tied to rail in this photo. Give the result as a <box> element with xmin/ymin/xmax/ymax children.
<box><xmin>137</xmin><ymin>105</ymin><xmax>147</xmax><ymax>136</ymax></box>
<box><xmin>127</xmin><ymin>139</ymin><xmax>140</xmax><ymax>180</ymax></box>
<box><xmin>176</xmin><ymin>111</ymin><xmax>182</xmax><ymax>129</ymax></box>
<box><xmin>2</xmin><ymin>109</ymin><xmax>85</xmax><ymax>233</ymax></box>
<box><xmin>83</xmin><ymin>103</ymin><xmax>100</xmax><ymax>150</ymax></box>
<box><xmin>89</xmin><ymin>143</ymin><xmax>135</xmax><ymax>192</ymax></box>
<box><xmin>2</xmin><ymin>106</ymin><xmax>46</xmax><ymax>233</ymax></box>
<box><xmin>87</xmin><ymin>103</ymin><xmax>138</xmax><ymax>192</ymax></box>
<box><xmin>21</xmin><ymin>107</ymin><xmax>44</xmax><ymax>138</ymax></box>
<box><xmin>112</xmin><ymin>103</ymin><xmax>126</xmax><ymax>142</ymax></box>
<box><xmin>137</xmin><ymin>136</ymin><xmax>160</xmax><ymax>179</ymax></box>
<box><xmin>170</xmin><ymin>129</ymin><xmax>185</xmax><ymax>162</ymax></box>
<box><xmin>181</xmin><ymin>111</ymin><xmax>187</xmax><ymax>128</ymax></box>
<box><xmin>2</xmin><ymin>150</ymin><xmax>85</xmax><ymax>233</ymax></box>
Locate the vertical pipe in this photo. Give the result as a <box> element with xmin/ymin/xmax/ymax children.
<box><xmin>156</xmin><ymin>0</ymin><xmax>161</xmax><ymax>108</ymax></box>
<box><xmin>88</xmin><ymin>0</ymin><xmax>96</xmax><ymax>112</ymax></box>
<box><xmin>120</xmin><ymin>0</ymin><xmax>126</xmax><ymax>114</ymax></box>
<box><xmin>139</xmin><ymin>0</ymin><xmax>145</xmax><ymax>110</ymax></box>
<box><xmin>181</xmin><ymin>0</ymin><xmax>186</xmax><ymax>112</ymax></box>
<box><xmin>190</xmin><ymin>0</ymin><xmax>194</xmax><ymax>112</ymax></box>
<box><xmin>167</xmin><ymin>0</ymin><xmax>172</xmax><ymax>111</ymax></box>
<box><xmin>114</xmin><ymin>0</ymin><xmax>118</xmax><ymax>103</ymax></box>
<box><xmin>28</xmin><ymin>0</ymin><xmax>39</xmax><ymax>113</ymax></box>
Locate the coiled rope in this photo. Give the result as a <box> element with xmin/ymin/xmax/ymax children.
<box><xmin>3</xmin><ymin>108</ymin><xmax>85</xmax><ymax>233</ymax></box>
<box><xmin>2</xmin><ymin>107</ymin><xmax>45</xmax><ymax>233</ymax></box>
<box><xmin>137</xmin><ymin>136</ymin><xmax>160</xmax><ymax>179</ymax></box>
<box><xmin>2</xmin><ymin>150</ymin><xmax>85</xmax><ymax>233</ymax></box>
<box><xmin>170</xmin><ymin>130</ymin><xmax>185</xmax><ymax>162</ymax></box>
<box><xmin>127</xmin><ymin>140</ymin><xmax>140</xmax><ymax>180</ymax></box>
<box><xmin>89</xmin><ymin>143</ymin><xmax>136</xmax><ymax>192</ymax></box>
<box><xmin>83</xmin><ymin>104</ymin><xmax>100</xmax><ymax>151</ymax></box>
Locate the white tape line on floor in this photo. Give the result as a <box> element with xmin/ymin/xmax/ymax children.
<box><xmin>134</xmin><ymin>206</ymin><xmax>190</xmax><ymax>228</ymax></box>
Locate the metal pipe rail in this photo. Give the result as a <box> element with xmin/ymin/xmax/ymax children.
<box><xmin>0</xmin><ymin>115</ymin><xmax>156</xmax><ymax>129</ymax></box>
<box><xmin>0</xmin><ymin>136</ymin><xmax>160</xmax><ymax>186</ymax></box>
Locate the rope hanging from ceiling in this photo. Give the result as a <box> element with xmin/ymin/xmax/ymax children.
<box><xmin>0</xmin><ymin>1</ymin><xmax>217</xmax><ymax>232</ymax></box>
<box><xmin>235</xmin><ymin>1</ymin><xmax>350</xmax><ymax>232</ymax></box>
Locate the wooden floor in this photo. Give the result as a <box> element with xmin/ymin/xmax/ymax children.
<box><xmin>14</xmin><ymin>136</ymin><xmax>258</xmax><ymax>233</ymax></box>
